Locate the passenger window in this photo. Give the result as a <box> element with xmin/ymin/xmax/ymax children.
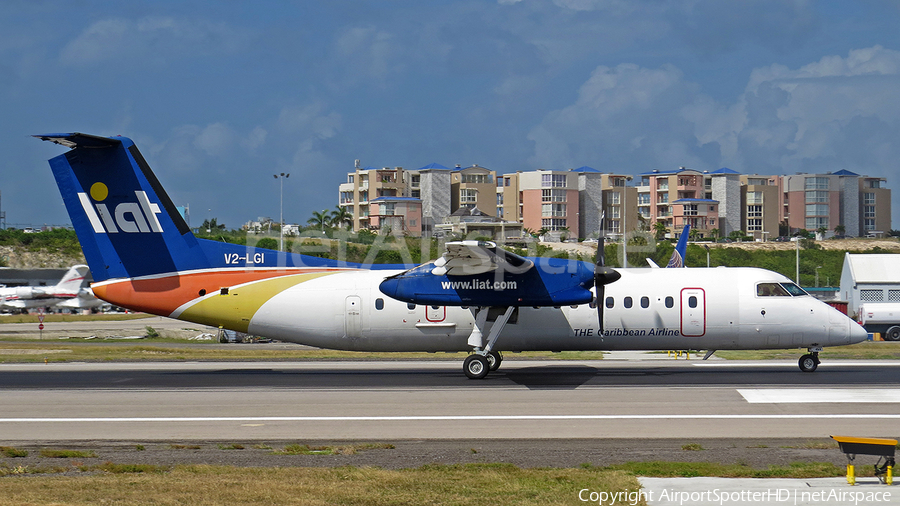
<box><xmin>757</xmin><ymin>283</ymin><xmax>789</xmax><ymax>297</ymax></box>
<box><xmin>665</xmin><ymin>296</ymin><xmax>674</xmax><ymax>308</ymax></box>
<box><xmin>605</xmin><ymin>297</ymin><xmax>614</xmax><ymax>309</ymax></box>
<box><xmin>640</xmin><ymin>296</ymin><xmax>649</xmax><ymax>308</ymax></box>
<box><xmin>688</xmin><ymin>296</ymin><xmax>697</xmax><ymax>308</ymax></box>
<box><xmin>624</xmin><ymin>297</ymin><xmax>633</xmax><ymax>309</ymax></box>
<box><xmin>375</xmin><ymin>298</ymin><xmax>384</xmax><ymax>310</ymax></box>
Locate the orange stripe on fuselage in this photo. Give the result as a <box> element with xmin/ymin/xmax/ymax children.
<box><xmin>91</xmin><ymin>268</ymin><xmax>349</xmax><ymax>316</ymax></box>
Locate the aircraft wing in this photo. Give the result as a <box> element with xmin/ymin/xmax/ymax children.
<box><xmin>379</xmin><ymin>240</ymin><xmax>595</xmax><ymax>307</ymax></box>
<box><xmin>432</xmin><ymin>241</ymin><xmax>534</xmax><ymax>276</ymax></box>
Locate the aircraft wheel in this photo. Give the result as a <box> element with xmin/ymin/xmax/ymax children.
<box><xmin>798</xmin><ymin>354</ymin><xmax>818</xmax><ymax>373</ymax></box>
<box><xmin>464</xmin><ymin>354</ymin><xmax>490</xmax><ymax>380</ymax></box>
<box><xmin>885</xmin><ymin>326</ymin><xmax>900</xmax><ymax>342</ymax></box>
<box><xmin>486</xmin><ymin>351</ymin><xmax>503</xmax><ymax>371</ymax></box>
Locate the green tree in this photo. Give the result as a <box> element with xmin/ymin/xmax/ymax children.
<box><xmin>653</xmin><ymin>221</ymin><xmax>668</xmax><ymax>241</ymax></box>
<box><xmin>201</xmin><ymin>218</ymin><xmax>225</xmax><ymax>232</ymax></box>
<box><xmin>330</xmin><ymin>206</ymin><xmax>353</xmax><ymax>230</ymax></box>
<box><xmin>255</xmin><ymin>237</ymin><xmax>278</xmax><ymax>250</ymax></box>
<box><xmin>307</xmin><ymin>210</ymin><xmax>331</xmax><ymax>231</ymax></box>
<box><xmin>834</xmin><ymin>224</ymin><xmax>846</xmax><ymax>237</ymax></box>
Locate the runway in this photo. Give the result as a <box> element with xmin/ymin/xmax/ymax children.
<box><xmin>1</xmin><ymin>359</ymin><xmax>898</xmax><ymax>442</ymax></box>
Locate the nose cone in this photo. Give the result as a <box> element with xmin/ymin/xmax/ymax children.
<box><xmin>378</xmin><ymin>277</ymin><xmax>400</xmax><ymax>299</ymax></box>
<box><xmin>848</xmin><ymin>319</ymin><xmax>869</xmax><ymax>344</ymax></box>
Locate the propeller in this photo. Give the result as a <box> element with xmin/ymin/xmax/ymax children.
<box><xmin>594</xmin><ymin>215</ymin><xmax>621</xmax><ymax>330</ymax></box>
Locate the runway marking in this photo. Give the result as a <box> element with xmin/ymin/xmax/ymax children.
<box><xmin>1</xmin><ymin>414</ymin><xmax>899</xmax><ymax>423</ymax></box>
<box><xmin>739</xmin><ymin>388</ymin><xmax>900</xmax><ymax>403</ymax></box>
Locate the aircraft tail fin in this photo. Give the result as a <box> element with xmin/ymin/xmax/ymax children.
<box><xmin>36</xmin><ymin>133</ymin><xmax>210</xmax><ymax>282</ymax></box>
<box><xmin>666</xmin><ymin>224</ymin><xmax>690</xmax><ymax>268</ymax></box>
<box><xmin>54</xmin><ymin>265</ymin><xmax>90</xmax><ymax>294</ymax></box>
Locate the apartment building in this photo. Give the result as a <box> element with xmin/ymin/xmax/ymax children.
<box><xmin>571</xmin><ymin>167</ymin><xmax>637</xmax><ymax>239</ymax></box>
<box><xmin>451</xmin><ymin>165</ymin><xmax>497</xmax><ymax>216</ymax></box>
<box><xmin>338</xmin><ymin>162</ymin><xmax>408</xmax><ymax>232</ymax></box>
<box><xmin>369</xmin><ymin>196</ymin><xmax>422</xmax><ymax>236</ymax></box>
<box><xmin>517</xmin><ymin>170</ymin><xmax>579</xmax><ymax>238</ymax></box>
<box><xmin>638</xmin><ymin>168</ymin><xmax>718</xmax><ymax>238</ymax></box>
<box><xmin>860</xmin><ymin>176</ymin><xmax>891</xmax><ymax>236</ymax></box>
<box><xmin>740</xmin><ymin>174</ymin><xmax>782</xmax><ymax>241</ymax></box>
<box><xmin>414</xmin><ymin>163</ymin><xmax>452</xmax><ymax>236</ymax></box>
<box><xmin>784</xmin><ymin>170</ymin><xmax>892</xmax><ymax>237</ymax></box>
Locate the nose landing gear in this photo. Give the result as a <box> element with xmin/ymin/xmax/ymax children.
<box><xmin>798</xmin><ymin>346</ymin><xmax>823</xmax><ymax>372</ymax></box>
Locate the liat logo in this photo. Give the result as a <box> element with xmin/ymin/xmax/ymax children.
<box><xmin>78</xmin><ymin>182</ymin><xmax>164</xmax><ymax>234</ymax></box>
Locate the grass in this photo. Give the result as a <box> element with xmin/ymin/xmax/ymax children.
<box><xmin>0</xmin><ymin>463</ymin><xmax>640</xmax><ymax>506</ymax></box>
<box><xmin>681</xmin><ymin>443</ymin><xmax>704</xmax><ymax>451</ymax></box>
<box><xmin>606</xmin><ymin>461</ymin><xmax>847</xmax><ymax>479</ymax></box>
<box><xmin>38</xmin><ymin>449</ymin><xmax>97</xmax><ymax>459</ymax></box>
<box><xmin>715</xmin><ymin>341</ymin><xmax>900</xmax><ymax>361</ymax></box>
<box><xmin>0</xmin><ymin>460</ymin><xmax>859</xmax><ymax>505</ymax></box>
<box><xmin>0</xmin><ymin>446</ymin><xmax>28</xmax><ymax>458</ymax></box>
<box><xmin>0</xmin><ymin>342</ymin><xmax>607</xmax><ymax>363</ymax></box>
<box><xmin>272</xmin><ymin>443</ymin><xmax>395</xmax><ymax>456</ymax></box>
<box><xmin>0</xmin><ymin>313</ymin><xmax>152</xmax><ymax>324</ymax></box>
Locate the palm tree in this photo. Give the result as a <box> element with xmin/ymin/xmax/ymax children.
<box><xmin>307</xmin><ymin>210</ymin><xmax>331</xmax><ymax>231</ymax></box>
<box><xmin>653</xmin><ymin>221</ymin><xmax>668</xmax><ymax>241</ymax></box>
<box><xmin>330</xmin><ymin>206</ymin><xmax>353</xmax><ymax>230</ymax></box>
<box><xmin>834</xmin><ymin>224</ymin><xmax>846</xmax><ymax>237</ymax></box>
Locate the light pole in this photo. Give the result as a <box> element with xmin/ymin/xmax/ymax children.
<box><xmin>704</xmin><ymin>245</ymin><xmax>710</xmax><ymax>268</ymax></box>
<box><xmin>274</xmin><ymin>173</ymin><xmax>290</xmax><ymax>251</ymax></box>
<box><xmin>794</xmin><ymin>236</ymin><xmax>800</xmax><ymax>285</ymax></box>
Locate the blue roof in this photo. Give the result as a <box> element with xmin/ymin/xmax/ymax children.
<box><xmin>363</xmin><ymin>166</ymin><xmax>379</xmax><ymax>171</ymax></box>
<box><xmin>370</xmin><ymin>196</ymin><xmax>422</xmax><ymax>202</ymax></box>
<box><xmin>711</xmin><ymin>167</ymin><xmax>740</xmax><ymax>174</ymax></box>
<box><xmin>833</xmin><ymin>169</ymin><xmax>859</xmax><ymax>176</ymax></box>
<box><xmin>416</xmin><ymin>162</ymin><xmax>451</xmax><ymax>171</ymax></box>
<box><xmin>638</xmin><ymin>167</ymin><xmax>700</xmax><ymax>176</ymax></box>
<box><xmin>673</xmin><ymin>198</ymin><xmax>718</xmax><ymax>203</ymax></box>
<box><xmin>570</xmin><ymin>166</ymin><xmax>601</xmax><ymax>173</ymax></box>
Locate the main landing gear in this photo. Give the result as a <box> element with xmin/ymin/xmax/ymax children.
<box><xmin>463</xmin><ymin>306</ymin><xmax>513</xmax><ymax>379</ymax></box>
<box><xmin>798</xmin><ymin>346</ymin><xmax>823</xmax><ymax>373</ymax></box>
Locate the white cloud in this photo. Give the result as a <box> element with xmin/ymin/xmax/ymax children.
<box><xmin>529</xmin><ymin>45</ymin><xmax>900</xmax><ymax>182</ymax></box>
<box><xmin>334</xmin><ymin>25</ymin><xmax>401</xmax><ymax>82</ymax></box>
<box><xmin>60</xmin><ymin>16</ymin><xmax>246</xmax><ymax>66</ymax></box>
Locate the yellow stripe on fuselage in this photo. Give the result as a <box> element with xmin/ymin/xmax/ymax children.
<box><xmin>176</xmin><ymin>271</ymin><xmax>339</xmax><ymax>332</ymax></box>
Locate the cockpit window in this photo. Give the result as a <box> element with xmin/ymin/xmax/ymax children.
<box><xmin>780</xmin><ymin>283</ymin><xmax>809</xmax><ymax>296</ymax></box>
<box><xmin>756</xmin><ymin>283</ymin><xmax>790</xmax><ymax>297</ymax></box>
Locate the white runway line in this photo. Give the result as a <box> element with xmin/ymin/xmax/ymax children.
<box><xmin>2</xmin><ymin>414</ymin><xmax>900</xmax><ymax>423</ymax></box>
<box><xmin>739</xmin><ymin>388</ymin><xmax>900</xmax><ymax>403</ymax></box>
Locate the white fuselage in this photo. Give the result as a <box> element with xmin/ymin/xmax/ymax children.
<box><xmin>246</xmin><ymin>266</ymin><xmax>867</xmax><ymax>352</ymax></box>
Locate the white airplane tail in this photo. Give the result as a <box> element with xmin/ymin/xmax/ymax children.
<box><xmin>54</xmin><ymin>265</ymin><xmax>90</xmax><ymax>296</ymax></box>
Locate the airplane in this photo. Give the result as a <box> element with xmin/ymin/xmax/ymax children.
<box><xmin>55</xmin><ymin>286</ymin><xmax>105</xmax><ymax>311</ymax></box>
<box><xmin>0</xmin><ymin>264</ymin><xmax>90</xmax><ymax>312</ymax></box>
<box><xmin>36</xmin><ymin>132</ymin><xmax>868</xmax><ymax>378</ymax></box>
<box><xmin>646</xmin><ymin>224</ymin><xmax>690</xmax><ymax>268</ymax></box>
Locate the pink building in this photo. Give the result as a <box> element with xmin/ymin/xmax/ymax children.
<box><xmin>517</xmin><ymin>170</ymin><xmax>579</xmax><ymax>239</ymax></box>
<box><xmin>369</xmin><ymin>197</ymin><xmax>422</xmax><ymax>236</ymax></box>
<box><xmin>672</xmin><ymin>198</ymin><xmax>719</xmax><ymax>235</ymax></box>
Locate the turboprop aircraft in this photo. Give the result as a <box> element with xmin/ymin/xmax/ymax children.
<box><xmin>37</xmin><ymin>133</ymin><xmax>868</xmax><ymax>378</ymax></box>
<box><xmin>0</xmin><ymin>264</ymin><xmax>90</xmax><ymax>311</ymax></box>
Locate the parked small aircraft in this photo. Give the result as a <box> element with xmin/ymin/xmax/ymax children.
<box><xmin>0</xmin><ymin>265</ymin><xmax>90</xmax><ymax>311</ymax></box>
<box><xmin>37</xmin><ymin>133</ymin><xmax>867</xmax><ymax>378</ymax></box>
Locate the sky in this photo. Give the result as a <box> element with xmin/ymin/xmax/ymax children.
<box><xmin>3</xmin><ymin>0</ymin><xmax>900</xmax><ymax>232</ymax></box>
